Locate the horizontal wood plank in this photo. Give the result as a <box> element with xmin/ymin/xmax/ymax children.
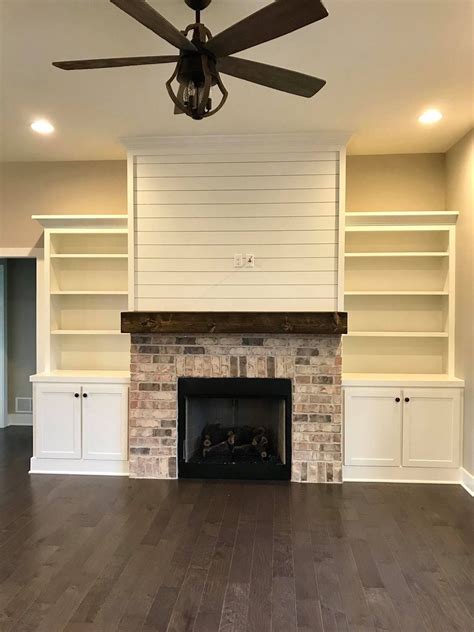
<box><xmin>136</xmin><ymin>161</ymin><xmax>338</xmax><ymax>178</ymax></box>
<box><xmin>121</xmin><ymin>311</ymin><xmax>347</xmax><ymax>334</ymax></box>
<box><xmin>135</xmin><ymin>257</ymin><xmax>337</xmax><ymax>272</ymax></box>
<box><xmin>136</xmin><ymin>285</ymin><xmax>338</xmax><ymax>299</ymax></box>
<box><xmin>135</xmin><ymin>174</ymin><xmax>337</xmax><ymax>191</ymax></box>
<box><xmin>135</xmin><ymin>244</ymin><xmax>338</xmax><ymax>259</ymax></box>
<box><xmin>137</xmin><ymin>189</ymin><xmax>338</xmax><ymax>205</ymax></box>
<box><xmin>135</xmin><ymin>231</ymin><xmax>338</xmax><ymax>246</ymax></box>
<box><xmin>136</xmin><ymin>202</ymin><xmax>337</xmax><ymax>218</ymax></box>
<box><xmin>135</xmin><ymin>271</ymin><xmax>337</xmax><ymax>286</ymax></box>
<box><xmin>136</xmin><ymin>216</ymin><xmax>337</xmax><ymax>232</ymax></box>
<box><xmin>135</xmin><ymin>151</ymin><xmax>339</xmax><ymax>164</ymax></box>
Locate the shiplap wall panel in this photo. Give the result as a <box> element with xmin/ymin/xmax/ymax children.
<box><xmin>137</xmin><ymin>189</ymin><xmax>338</xmax><ymax>205</ymax></box>
<box><xmin>136</xmin><ymin>231</ymin><xmax>338</xmax><ymax>246</ymax></box>
<box><xmin>138</xmin><ymin>161</ymin><xmax>338</xmax><ymax>177</ymax></box>
<box><xmin>137</xmin><ymin>258</ymin><xmax>336</xmax><ymax>272</ymax></box>
<box><xmin>139</xmin><ymin>298</ymin><xmax>337</xmax><ymax>311</ymax></box>
<box><xmin>132</xmin><ymin>137</ymin><xmax>342</xmax><ymax>311</ymax></box>
<box><xmin>136</xmin><ymin>217</ymin><xmax>337</xmax><ymax>232</ymax></box>
<box><xmin>137</xmin><ymin>285</ymin><xmax>337</xmax><ymax>299</ymax></box>
<box><xmin>136</xmin><ymin>271</ymin><xmax>337</xmax><ymax>286</ymax></box>
<box><xmin>136</xmin><ymin>175</ymin><xmax>337</xmax><ymax>191</ymax></box>
<box><xmin>136</xmin><ymin>244</ymin><xmax>337</xmax><ymax>259</ymax></box>
<box><xmin>138</xmin><ymin>203</ymin><xmax>337</xmax><ymax>218</ymax></box>
<box><xmin>136</xmin><ymin>151</ymin><xmax>339</xmax><ymax>164</ymax></box>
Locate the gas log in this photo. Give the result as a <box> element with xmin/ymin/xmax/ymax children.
<box><xmin>200</xmin><ymin>423</ymin><xmax>275</xmax><ymax>461</ymax></box>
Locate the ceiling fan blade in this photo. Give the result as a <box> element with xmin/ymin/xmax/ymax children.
<box><xmin>217</xmin><ymin>56</ymin><xmax>326</xmax><ymax>98</ymax></box>
<box><xmin>206</xmin><ymin>0</ymin><xmax>328</xmax><ymax>58</ymax></box>
<box><xmin>110</xmin><ymin>0</ymin><xmax>197</xmax><ymax>51</ymax></box>
<box><xmin>53</xmin><ymin>55</ymin><xmax>179</xmax><ymax>70</ymax></box>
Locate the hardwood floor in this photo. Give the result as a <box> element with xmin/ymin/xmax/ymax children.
<box><xmin>0</xmin><ymin>427</ymin><xmax>472</xmax><ymax>632</ymax></box>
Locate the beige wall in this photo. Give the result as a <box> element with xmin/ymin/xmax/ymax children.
<box><xmin>346</xmin><ymin>153</ymin><xmax>446</xmax><ymax>212</ymax></box>
<box><xmin>446</xmin><ymin>129</ymin><xmax>474</xmax><ymax>476</ymax></box>
<box><xmin>0</xmin><ymin>161</ymin><xmax>127</xmax><ymax>249</ymax></box>
<box><xmin>0</xmin><ymin>155</ymin><xmax>447</xmax><ymax>249</ymax></box>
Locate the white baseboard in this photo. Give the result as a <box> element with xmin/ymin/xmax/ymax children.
<box><xmin>29</xmin><ymin>457</ymin><xmax>129</xmax><ymax>477</ymax></box>
<box><xmin>343</xmin><ymin>465</ymin><xmax>462</xmax><ymax>485</ymax></box>
<box><xmin>7</xmin><ymin>413</ymin><xmax>33</xmax><ymax>427</ymax></box>
<box><xmin>460</xmin><ymin>468</ymin><xmax>474</xmax><ymax>497</ymax></box>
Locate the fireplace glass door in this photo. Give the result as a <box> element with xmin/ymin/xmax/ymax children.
<box><xmin>178</xmin><ymin>378</ymin><xmax>292</xmax><ymax>480</ymax></box>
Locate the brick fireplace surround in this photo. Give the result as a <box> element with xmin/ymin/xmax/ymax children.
<box><xmin>122</xmin><ymin>313</ymin><xmax>346</xmax><ymax>483</ymax></box>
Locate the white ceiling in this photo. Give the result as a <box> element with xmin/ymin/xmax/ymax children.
<box><xmin>0</xmin><ymin>0</ymin><xmax>473</xmax><ymax>161</ymax></box>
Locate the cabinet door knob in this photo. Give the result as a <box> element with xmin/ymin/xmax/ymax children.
<box><xmin>395</xmin><ymin>397</ymin><xmax>400</xmax><ymax>403</ymax></box>
<box><xmin>83</xmin><ymin>393</ymin><xmax>88</xmax><ymax>398</ymax></box>
<box><xmin>74</xmin><ymin>393</ymin><xmax>79</xmax><ymax>398</ymax></box>
<box><xmin>405</xmin><ymin>397</ymin><xmax>410</xmax><ymax>403</ymax></box>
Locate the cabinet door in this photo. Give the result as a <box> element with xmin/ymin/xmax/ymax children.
<box><xmin>82</xmin><ymin>384</ymin><xmax>128</xmax><ymax>461</ymax></box>
<box><xmin>35</xmin><ymin>383</ymin><xmax>82</xmax><ymax>459</ymax></box>
<box><xmin>402</xmin><ymin>388</ymin><xmax>461</xmax><ymax>468</ymax></box>
<box><xmin>344</xmin><ymin>388</ymin><xmax>402</xmax><ymax>466</ymax></box>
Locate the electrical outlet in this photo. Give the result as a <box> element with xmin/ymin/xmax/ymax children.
<box><xmin>245</xmin><ymin>254</ymin><xmax>255</xmax><ymax>268</ymax></box>
<box><xmin>234</xmin><ymin>253</ymin><xmax>243</xmax><ymax>268</ymax></box>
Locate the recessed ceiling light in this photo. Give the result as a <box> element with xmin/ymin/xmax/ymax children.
<box><xmin>31</xmin><ymin>119</ymin><xmax>55</xmax><ymax>134</ymax></box>
<box><xmin>418</xmin><ymin>109</ymin><xmax>443</xmax><ymax>125</ymax></box>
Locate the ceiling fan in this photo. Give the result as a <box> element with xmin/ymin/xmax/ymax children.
<box><xmin>53</xmin><ymin>0</ymin><xmax>329</xmax><ymax>120</ymax></box>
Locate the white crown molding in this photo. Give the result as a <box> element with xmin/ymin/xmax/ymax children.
<box><xmin>121</xmin><ymin>131</ymin><xmax>352</xmax><ymax>154</ymax></box>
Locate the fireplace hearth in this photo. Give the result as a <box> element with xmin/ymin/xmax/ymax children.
<box><xmin>178</xmin><ymin>378</ymin><xmax>292</xmax><ymax>480</ymax></box>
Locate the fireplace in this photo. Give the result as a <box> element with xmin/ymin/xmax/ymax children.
<box><xmin>122</xmin><ymin>311</ymin><xmax>347</xmax><ymax>483</ymax></box>
<box><xmin>178</xmin><ymin>378</ymin><xmax>292</xmax><ymax>480</ymax></box>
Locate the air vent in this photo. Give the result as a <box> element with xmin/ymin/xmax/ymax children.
<box><xmin>15</xmin><ymin>397</ymin><xmax>33</xmax><ymax>414</ymax></box>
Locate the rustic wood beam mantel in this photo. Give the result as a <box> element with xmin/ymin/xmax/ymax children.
<box><xmin>121</xmin><ymin>312</ymin><xmax>348</xmax><ymax>335</ymax></box>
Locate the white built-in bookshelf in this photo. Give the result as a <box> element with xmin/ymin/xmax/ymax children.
<box><xmin>34</xmin><ymin>215</ymin><xmax>130</xmax><ymax>377</ymax></box>
<box><xmin>343</xmin><ymin>211</ymin><xmax>461</xmax><ymax>382</ymax></box>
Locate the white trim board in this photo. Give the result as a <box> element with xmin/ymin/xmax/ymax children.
<box><xmin>29</xmin><ymin>457</ymin><xmax>129</xmax><ymax>476</ymax></box>
<box><xmin>7</xmin><ymin>413</ymin><xmax>33</xmax><ymax>427</ymax></box>
<box><xmin>460</xmin><ymin>468</ymin><xmax>474</xmax><ymax>497</ymax></box>
<box><xmin>343</xmin><ymin>465</ymin><xmax>462</xmax><ymax>484</ymax></box>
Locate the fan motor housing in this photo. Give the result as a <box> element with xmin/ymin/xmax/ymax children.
<box><xmin>185</xmin><ymin>0</ymin><xmax>212</xmax><ymax>11</ymax></box>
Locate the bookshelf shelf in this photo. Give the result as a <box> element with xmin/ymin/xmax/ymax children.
<box><xmin>343</xmin><ymin>213</ymin><xmax>457</xmax><ymax>377</ymax></box>
<box><xmin>34</xmin><ymin>216</ymin><xmax>129</xmax><ymax>373</ymax></box>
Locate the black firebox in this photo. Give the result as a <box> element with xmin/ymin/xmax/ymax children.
<box><xmin>177</xmin><ymin>378</ymin><xmax>292</xmax><ymax>480</ymax></box>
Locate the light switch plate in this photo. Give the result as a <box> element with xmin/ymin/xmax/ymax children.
<box><xmin>234</xmin><ymin>254</ymin><xmax>243</xmax><ymax>268</ymax></box>
<box><xmin>245</xmin><ymin>254</ymin><xmax>255</xmax><ymax>268</ymax></box>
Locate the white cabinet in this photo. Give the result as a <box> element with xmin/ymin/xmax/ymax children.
<box><xmin>344</xmin><ymin>388</ymin><xmax>402</xmax><ymax>466</ymax></box>
<box><xmin>82</xmin><ymin>384</ymin><xmax>128</xmax><ymax>461</ymax></box>
<box><xmin>344</xmin><ymin>385</ymin><xmax>462</xmax><ymax>473</ymax></box>
<box><xmin>32</xmin><ymin>378</ymin><xmax>129</xmax><ymax>474</ymax></box>
<box><xmin>35</xmin><ymin>383</ymin><xmax>82</xmax><ymax>459</ymax></box>
<box><xmin>402</xmin><ymin>388</ymin><xmax>461</xmax><ymax>468</ymax></box>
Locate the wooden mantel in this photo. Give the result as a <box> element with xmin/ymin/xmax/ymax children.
<box><xmin>121</xmin><ymin>312</ymin><xmax>348</xmax><ymax>335</ymax></box>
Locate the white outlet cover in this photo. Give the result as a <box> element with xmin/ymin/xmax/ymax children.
<box><xmin>234</xmin><ymin>254</ymin><xmax>243</xmax><ymax>268</ymax></box>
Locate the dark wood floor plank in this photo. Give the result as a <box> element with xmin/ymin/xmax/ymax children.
<box><xmin>247</xmin><ymin>485</ymin><xmax>274</xmax><ymax>632</ymax></box>
<box><xmin>0</xmin><ymin>429</ymin><xmax>472</xmax><ymax>632</ymax></box>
